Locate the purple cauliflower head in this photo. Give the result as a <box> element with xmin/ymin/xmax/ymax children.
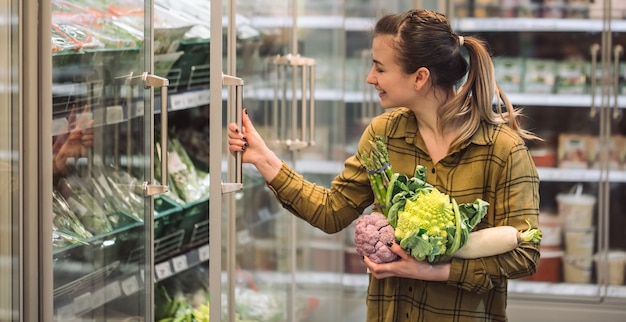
<box><xmin>354</xmin><ymin>212</ymin><xmax>400</xmax><ymax>264</ymax></box>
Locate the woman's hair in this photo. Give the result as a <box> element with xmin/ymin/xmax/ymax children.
<box><xmin>374</xmin><ymin>9</ymin><xmax>539</xmax><ymax>148</ymax></box>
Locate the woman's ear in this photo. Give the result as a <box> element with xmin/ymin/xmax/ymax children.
<box><xmin>414</xmin><ymin>67</ymin><xmax>430</xmax><ymax>91</ymax></box>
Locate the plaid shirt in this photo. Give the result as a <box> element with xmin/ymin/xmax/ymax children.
<box><xmin>267</xmin><ymin>107</ymin><xmax>540</xmax><ymax>322</ymax></box>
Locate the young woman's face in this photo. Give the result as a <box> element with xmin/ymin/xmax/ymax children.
<box><xmin>365</xmin><ymin>35</ymin><xmax>418</xmax><ymax>109</ymax></box>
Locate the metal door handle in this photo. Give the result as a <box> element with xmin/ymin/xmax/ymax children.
<box><xmin>590</xmin><ymin>43</ymin><xmax>601</xmax><ymax>118</ymax></box>
<box><xmin>613</xmin><ymin>45</ymin><xmax>623</xmax><ymax>120</ymax></box>
<box><xmin>222</xmin><ymin>74</ymin><xmax>244</xmax><ymax>194</ymax></box>
<box><xmin>143</xmin><ymin>72</ymin><xmax>170</xmax><ymax>197</ymax></box>
<box><xmin>268</xmin><ymin>54</ymin><xmax>316</xmax><ymax>151</ymax></box>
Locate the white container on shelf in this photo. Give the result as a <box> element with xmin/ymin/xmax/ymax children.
<box><xmin>556</xmin><ymin>184</ymin><xmax>596</xmax><ymax>229</ymax></box>
<box><xmin>539</xmin><ymin>212</ymin><xmax>562</xmax><ymax>249</ymax></box>
<box><xmin>563</xmin><ymin>255</ymin><xmax>593</xmax><ymax>284</ymax></box>
<box><xmin>564</xmin><ymin>226</ymin><xmax>595</xmax><ymax>257</ymax></box>
<box><xmin>595</xmin><ymin>250</ymin><xmax>626</xmax><ymax>285</ymax></box>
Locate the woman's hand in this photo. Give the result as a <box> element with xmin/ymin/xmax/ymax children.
<box><xmin>227</xmin><ymin>109</ymin><xmax>282</xmax><ymax>182</ymax></box>
<box><xmin>53</xmin><ymin>105</ymin><xmax>94</xmax><ymax>176</ymax></box>
<box><xmin>364</xmin><ymin>242</ymin><xmax>450</xmax><ymax>282</ymax></box>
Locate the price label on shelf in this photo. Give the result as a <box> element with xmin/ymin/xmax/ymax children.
<box><xmin>121</xmin><ymin>276</ymin><xmax>139</xmax><ymax>296</ymax></box>
<box><xmin>184</xmin><ymin>93</ymin><xmax>198</xmax><ymax>107</ymax></box>
<box><xmin>198</xmin><ymin>244</ymin><xmax>210</xmax><ymax>262</ymax></box>
<box><xmin>135</xmin><ymin>101</ymin><xmax>144</xmax><ymax>116</ymax></box>
<box><xmin>172</xmin><ymin>255</ymin><xmax>189</xmax><ymax>273</ymax></box>
<box><xmin>73</xmin><ymin>292</ymin><xmax>92</xmax><ymax>315</ymax></box>
<box><xmin>170</xmin><ymin>94</ymin><xmax>188</xmax><ymax>111</ymax></box>
<box><xmin>56</xmin><ymin>304</ymin><xmax>76</xmax><ymax>321</ymax></box>
<box><xmin>51</xmin><ymin>118</ymin><xmax>69</xmax><ymax>136</ymax></box>
<box><xmin>608</xmin><ymin>286</ymin><xmax>626</xmax><ymax>298</ymax></box>
<box><xmin>196</xmin><ymin>90</ymin><xmax>210</xmax><ymax>105</ymax></box>
<box><xmin>91</xmin><ymin>287</ymin><xmax>106</xmax><ymax>309</ymax></box>
<box><xmin>258</xmin><ymin>207</ymin><xmax>272</xmax><ymax>221</ymax></box>
<box><xmin>237</xmin><ymin>229</ymin><xmax>252</xmax><ymax>245</ymax></box>
<box><xmin>105</xmin><ymin>281</ymin><xmax>123</xmax><ymax>303</ymax></box>
<box><xmin>155</xmin><ymin>261</ymin><xmax>173</xmax><ymax>280</ymax></box>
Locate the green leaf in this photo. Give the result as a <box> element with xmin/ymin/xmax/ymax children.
<box><xmin>400</xmin><ymin>230</ymin><xmax>433</xmax><ymax>260</ymax></box>
<box><xmin>387</xmin><ymin>200</ymin><xmax>405</xmax><ymax>228</ymax></box>
<box><xmin>414</xmin><ymin>165</ymin><xmax>427</xmax><ymax>181</ymax></box>
<box><xmin>458</xmin><ymin>199</ymin><xmax>489</xmax><ymax>229</ymax></box>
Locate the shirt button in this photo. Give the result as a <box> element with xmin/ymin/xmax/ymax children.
<box><xmin>431</xmin><ymin>168</ymin><xmax>435</xmax><ymax>174</ymax></box>
<box><xmin>408</xmin><ymin>287</ymin><xmax>413</xmax><ymax>292</ymax></box>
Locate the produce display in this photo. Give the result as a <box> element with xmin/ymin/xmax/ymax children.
<box><xmin>52</xmin><ymin>157</ymin><xmax>147</xmax><ymax>250</ymax></box>
<box><xmin>154</xmin><ymin>265</ymin><xmax>319</xmax><ymax>322</ymax></box>
<box><xmin>355</xmin><ymin>136</ymin><xmax>542</xmax><ymax>263</ymax></box>
<box><xmin>51</xmin><ymin>126</ymin><xmax>211</xmax><ymax>252</ymax></box>
<box><xmin>155</xmin><ymin>133</ymin><xmax>210</xmax><ymax>205</ymax></box>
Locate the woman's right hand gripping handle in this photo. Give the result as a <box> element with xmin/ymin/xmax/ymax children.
<box><xmin>227</xmin><ymin>109</ymin><xmax>283</xmax><ymax>182</ymax></box>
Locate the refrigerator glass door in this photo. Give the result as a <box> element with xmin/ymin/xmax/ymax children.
<box><xmin>226</xmin><ymin>2</ymin><xmax>301</xmax><ymax>321</ymax></box>
<box><xmin>230</xmin><ymin>1</ymin><xmax>427</xmax><ymax>321</ymax></box>
<box><xmin>449</xmin><ymin>0</ymin><xmax>626</xmax><ymax>305</ymax></box>
<box><xmin>1</xmin><ymin>0</ymin><xmax>18</xmax><ymax>320</ymax></box>
<box><xmin>50</xmin><ymin>0</ymin><xmax>157</xmax><ymax>320</ymax></box>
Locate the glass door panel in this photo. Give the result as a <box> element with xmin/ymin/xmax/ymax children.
<box><xmin>50</xmin><ymin>0</ymin><xmax>154</xmax><ymax>319</ymax></box>
<box><xmin>228</xmin><ymin>2</ymin><xmax>296</xmax><ymax>321</ymax></box>
<box><xmin>449</xmin><ymin>0</ymin><xmax>626</xmax><ymax>307</ymax></box>
<box><xmin>1</xmin><ymin>0</ymin><xmax>18</xmax><ymax>320</ymax></box>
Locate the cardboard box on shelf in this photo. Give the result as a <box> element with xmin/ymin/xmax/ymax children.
<box><xmin>564</xmin><ymin>0</ymin><xmax>591</xmax><ymax>18</ymax></box>
<box><xmin>589</xmin><ymin>0</ymin><xmax>626</xmax><ymax>19</ymax></box>
<box><xmin>618</xmin><ymin>135</ymin><xmax>626</xmax><ymax>170</ymax></box>
<box><xmin>494</xmin><ymin>57</ymin><xmax>524</xmax><ymax>93</ymax></box>
<box><xmin>555</xmin><ymin>60</ymin><xmax>588</xmax><ymax>94</ymax></box>
<box><xmin>523</xmin><ymin>59</ymin><xmax>556</xmax><ymax>94</ymax></box>
<box><xmin>558</xmin><ymin>133</ymin><xmax>589</xmax><ymax>169</ymax></box>
<box><xmin>587</xmin><ymin>135</ymin><xmax>621</xmax><ymax>170</ymax></box>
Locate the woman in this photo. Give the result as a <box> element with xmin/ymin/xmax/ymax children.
<box><xmin>228</xmin><ymin>9</ymin><xmax>540</xmax><ymax>322</ymax></box>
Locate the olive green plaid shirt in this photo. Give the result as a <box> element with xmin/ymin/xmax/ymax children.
<box><xmin>267</xmin><ymin>107</ymin><xmax>540</xmax><ymax>322</ymax></box>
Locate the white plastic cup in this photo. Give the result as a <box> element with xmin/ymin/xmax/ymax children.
<box><xmin>556</xmin><ymin>185</ymin><xmax>596</xmax><ymax>229</ymax></box>
<box><xmin>595</xmin><ymin>250</ymin><xmax>626</xmax><ymax>285</ymax></box>
<box><xmin>563</xmin><ymin>255</ymin><xmax>593</xmax><ymax>284</ymax></box>
<box><xmin>564</xmin><ymin>227</ymin><xmax>595</xmax><ymax>257</ymax></box>
<box><xmin>539</xmin><ymin>213</ymin><xmax>563</xmax><ymax>248</ymax></box>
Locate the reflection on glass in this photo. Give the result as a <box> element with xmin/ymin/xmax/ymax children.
<box><xmin>1</xmin><ymin>1</ymin><xmax>17</xmax><ymax>320</ymax></box>
<box><xmin>51</xmin><ymin>0</ymin><xmax>151</xmax><ymax>319</ymax></box>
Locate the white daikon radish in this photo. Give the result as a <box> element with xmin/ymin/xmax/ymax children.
<box><xmin>453</xmin><ymin>220</ymin><xmax>542</xmax><ymax>259</ymax></box>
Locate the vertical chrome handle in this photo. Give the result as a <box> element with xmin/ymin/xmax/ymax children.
<box><xmin>590</xmin><ymin>43</ymin><xmax>601</xmax><ymax>118</ymax></box>
<box><xmin>298</xmin><ymin>56</ymin><xmax>316</xmax><ymax>147</ymax></box>
<box><xmin>268</xmin><ymin>54</ymin><xmax>316</xmax><ymax>151</ymax></box>
<box><xmin>222</xmin><ymin>74</ymin><xmax>244</xmax><ymax>194</ymax></box>
<box><xmin>143</xmin><ymin>72</ymin><xmax>170</xmax><ymax>197</ymax></box>
<box><xmin>308</xmin><ymin>63</ymin><xmax>316</xmax><ymax>147</ymax></box>
<box><xmin>613</xmin><ymin>45</ymin><xmax>623</xmax><ymax>120</ymax></box>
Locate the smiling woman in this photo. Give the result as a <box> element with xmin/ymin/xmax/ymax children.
<box><xmin>228</xmin><ymin>8</ymin><xmax>541</xmax><ymax>322</ymax></box>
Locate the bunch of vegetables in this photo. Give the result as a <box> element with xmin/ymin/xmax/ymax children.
<box><xmin>355</xmin><ymin>136</ymin><xmax>542</xmax><ymax>263</ymax></box>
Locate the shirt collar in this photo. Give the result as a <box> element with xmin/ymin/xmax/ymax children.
<box><xmin>388</xmin><ymin>108</ymin><xmax>496</xmax><ymax>149</ymax></box>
